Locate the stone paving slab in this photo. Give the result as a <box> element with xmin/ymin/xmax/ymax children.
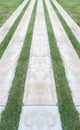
<box><xmin>18</xmin><ymin>106</ymin><xmax>62</xmax><ymax>130</ymax></box>
<box><xmin>0</xmin><ymin>0</ymin><xmax>35</xmax><ymax>106</ymax></box>
<box><xmin>23</xmin><ymin>0</ymin><xmax>57</xmax><ymax>105</ymax></box>
<box><xmin>52</xmin><ymin>0</ymin><xmax>80</xmax><ymax>43</ymax></box>
<box><xmin>45</xmin><ymin>0</ymin><xmax>80</xmax><ymax>106</ymax></box>
<box><xmin>0</xmin><ymin>0</ymin><xmax>28</xmax><ymax>44</ymax></box>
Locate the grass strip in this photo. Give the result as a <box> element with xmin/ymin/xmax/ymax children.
<box><xmin>0</xmin><ymin>0</ymin><xmax>31</xmax><ymax>59</ymax></box>
<box><xmin>50</xmin><ymin>0</ymin><xmax>80</xmax><ymax>58</ymax></box>
<box><xmin>0</xmin><ymin>0</ymin><xmax>38</xmax><ymax>129</ymax></box>
<box><xmin>43</xmin><ymin>0</ymin><xmax>80</xmax><ymax>129</ymax></box>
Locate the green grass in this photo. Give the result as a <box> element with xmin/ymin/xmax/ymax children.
<box><xmin>0</xmin><ymin>0</ymin><xmax>38</xmax><ymax>129</ymax></box>
<box><xmin>50</xmin><ymin>0</ymin><xmax>80</xmax><ymax>58</ymax></box>
<box><xmin>43</xmin><ymin>0</ymin><xmax>80</xmax><ymax>129</ymax></box>
<box><xmin>0</xmin><ymin>0</ymin><xmax>23</xmax><ymax>27</ymax></box>
<box><xmin>57</xmin><ymin>0</ymin><xmax>80</xmax><ymax>26</ymax></box>
<box><xmin>0</xmin><ymin>0</ymin><xmax>31</xmax><ymax>59</ymax></box>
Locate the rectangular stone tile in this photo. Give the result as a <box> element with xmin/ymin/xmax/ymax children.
<box><xmin>18</xmin><ymin>106</ymin><xmax>62</xmax><ymax>130</ymax></box>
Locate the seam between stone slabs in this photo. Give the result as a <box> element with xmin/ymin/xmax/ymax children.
<box><xmin>0</xmin><ymin>0</ymin><xmax>35</xmax><ymax>106</ymax></box>
<box><xmin>0</xmin><ymin>0</ymin><xmax>28</xmax><ymax>44</ymax></box>
<box><xmin>0</xmin><ymin>104</ymin><xmax>58</xmax><ymax>107</ymax></box>
<box><xmin>46</xmin><ymin>0</ymin><xmax>80</xmax><ymax>106</ymax></box>
<box><xmin>23</xmin><ymin>104</ymin><xmax>58</xmax><ymax>107</ymax></box>
<box><xmin>23</xmin><ymin>0</ymin><xmax>57</xmax><ymax>105</ymax></box>
<box><xmin>51</xmin><ymin>0</ymin><xmax>80</xmax><ymax>43</ymax></box>
<box><xmin>22</xmin><ymin>105</ymin><xmax>80</xmax><ymax>108</ymax></box>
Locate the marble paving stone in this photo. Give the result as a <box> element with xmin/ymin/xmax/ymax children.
<box><xmin>0</xmin><ymin>0</ymin><xmax>29</xmax><ymax>44</ymax></box>
<box><xmin>0</xmin><ymin>0</ymin><xmax>35</xmax><ymax>106</ymax></box>
<box><xmin>23</xmin><ymin>0</ymin><xmax>57</xmax><ymax>105</ymax></box>
<box><xmin>52</xmin><ymin>0</ymin><xmax>80</xmax><ymax>43</ymax></box>
<box><xmin>45</xmin><ymin>0</ymin><xmax>80</xmax><ymax>105</ymax></box>
<box><xmin>18</xmin><ymin>106</ymin><xmax>62</xmax><ymax>130</ymax></box>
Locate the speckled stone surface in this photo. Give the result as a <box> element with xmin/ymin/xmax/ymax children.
<box><xmin>46</xmin><ymin>0</ymin><xmax>80</xmax><ymax>106</ymax></box>
<box><xmin>0</xmin><ymin>0</ymin><xmax>28</xmax><ymax>44</ymax></box>
<box><xmin>23</xmin><ymin>0</ymin><xmax>57</xmax><ymax>105</ymax></box>
<box><xmin>0</xmin><ymin>0</ymin><xmax>35</xmax><ymax>105</ymax></box>
<box><xmin>52</xmin><ymin>0</ymin><xmax>80</xmax><ymax>43</ymax></box>
<box><xmin>18</xmin><ymin>106</ymin><xmax>62</xmax><ymax>130</ymax></box>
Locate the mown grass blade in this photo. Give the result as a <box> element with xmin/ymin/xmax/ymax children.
<box><xmin>0</xmin><ymin>0</ymin><xmax>31</xmax><ymax>59</ymax></box>
<box><xmin>0</xmin><ymin>0</ymin><xmax>38</xmax><ymax>129</ymax></box>
<box><xmin>43</xmin><ymin>0</ymin><xmax>80</xmax><ymax>129</ymax></box>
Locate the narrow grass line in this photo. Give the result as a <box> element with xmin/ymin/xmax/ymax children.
<box><xmin>0</xmin><ymin>0</ymin><xmax>31</xmax><ymax>59</ymax></box>
<box><xmin>43</xmin><ymin>0</ymin><xmax>80</xmax><ymax>129</ymax></box>
<box><xmin>0</xmin><ymin>0</ymin><xmax>38</xmax><ymax>129</ymax></box>
<box><xmin>49</xmin><ymin>0</ymin><xmax>80</xmax><ymax>58</ymax></box>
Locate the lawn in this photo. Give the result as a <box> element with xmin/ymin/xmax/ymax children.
<box><xmin>57</xmin><ymin>0</ymin><xmax>80</xmax><ymax>26</ymax></box>
<box><xmin>0</xmin><ymin>0</ymin><xmax>23</xmax><ymax>27</ymax></box>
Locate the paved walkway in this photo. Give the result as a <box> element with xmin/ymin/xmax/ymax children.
<box><xmin>0</xmin><ymin>0</ymin><xmax>80</xmax><ymax>129</ymax></box>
